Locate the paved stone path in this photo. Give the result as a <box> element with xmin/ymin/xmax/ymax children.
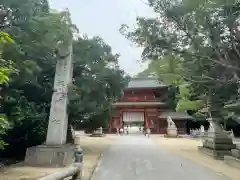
<box><xmin>91</xmin><ymin>135</ymin><xmax>229</xmax><ymax>180</ymax></box>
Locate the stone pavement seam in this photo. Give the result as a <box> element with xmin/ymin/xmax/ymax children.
<box><xmin>91</xmin><ymin>136</ymin><xmax>230</xmax><ymax>180</ymax></box>
<box><xmin>90</xmin><ymin>154</ymin><xmax>103</xmax><ymax>180</ymax></box>
<box><xmin>89</xmin><ymin>142</ymin><xmax>112</xmax><ymax>180</ymax></box>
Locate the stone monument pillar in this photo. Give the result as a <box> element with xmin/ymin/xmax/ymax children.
<box><xmin>24</xmin><ymin>42</ymin><xmax>76</xmax><ymax>167</ymax></box>
<box><xmin>198</xmin><ymin>118</ymin><xmax>235</xmax><ymax>160</ymax></box>
<box><xmin>46</xmin><ymin>43</ymin><xmax>73</xmax><ymax>145</ymax></box>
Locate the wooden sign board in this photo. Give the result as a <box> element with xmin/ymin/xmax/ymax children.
<box><xmin>147</xmin><ymin>113</ymin><xmax>157</xmax><ymax>117</ymax></box>
<box><xmin>146</xmin><ymin>109</ymin><xmax>157</xmax><ymax>112</ymax></box>
<box><xmin>123</xmin><ymin>109</ymin><xmax>145</xmax><ymax>112</ymax></box>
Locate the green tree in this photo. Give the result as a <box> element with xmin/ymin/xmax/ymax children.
<box><xmin>122</xmin><ymin>0</ymin><xmax>240</xmax><ymax>122</ymax></box>
<box><xmin>0</xmin><ymin>32</ymin><xmax>15</xmax><ymax>149</ymax></box>
<box><xmin>136</xmin><ymin>54</ymin><xmax>204</xmax><ymax>112</ymax></box>
<box><xmin>0</xmin><ymin>0</ymin><xmax>128</xmax><ymax>158</ymax></box>
<box><xmin>70</xmin><ymin>37</ymin><xmax>129</xmax><ymax>130</ymax></box>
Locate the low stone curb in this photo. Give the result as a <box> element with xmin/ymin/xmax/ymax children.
<box><xmin>90</xmin><ymin>143</ymin><xmax>112</xmax><ymax>180</ymax></box>
<box><xmin>38</xmin><ymin>163</ymin><xmax>83</xmax><ymax>180</ymax></box>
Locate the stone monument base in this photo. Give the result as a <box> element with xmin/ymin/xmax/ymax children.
<box><xmin>198</xmin><ymin>132</ymin><xmax>235</xmax><ymax>160</ymax></box>
<box><xmin>24</xmin><ymin>144</ymin><xmax>76</xmax><ymax>167</ymax></box>
<box><xmin>200</xmin><ymin>132</ymin><xmax>207</xmax><ymax>139</ymax></box>
<box><xmin>198</xmin><ymin>146</ymin><xmax>232</xmax><ymax>160</ymax></box>
<box><xmin>90</xmin><ymin>133</ymin><xmax>105</xmax><ymax>137</ymax></box>
<box><xmin>165</xmin><ymin>127</ymin><xmax>178</xmax><ymax>138</ymax></box>
<box><xmin>224</xmin><ymin>155</ymin><xmax>240</xmax><ymax>170</ymax></box>
<box><xmin>224</xmin><ymin>148</ymin><xmax>240</xmax><ymax>169</ymax></box>
<box><xmin>164</xmin><ymin>134</ymin><xmax>180</xmax><ymax>138</ymax></box>
<box><xmin>91</xmin><ymin>128</ymin><xmax>105</xmax><ymax>137</ymax></box>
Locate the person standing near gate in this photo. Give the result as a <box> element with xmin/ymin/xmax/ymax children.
<box><xmin>146</xmin><ymin>128</ymin><xmax>151</xmax><ymax>138</ymax></box>
<box><xmin>126</xmin><ymin>126</ymin><xmax>129</xmax><ymax>135</ymax></box>
<box><xmin>120</xmin><ymin>127</ymin><xmax>123</xmax><ymax>135</ymax></box>
<box><xmin>116</xmin><ymin>128</ymin><xmax>119</xmax><ymax>136</ymax></box>
<box><xmin>145</xmin><ymin>119</ymin><xmax>151</xmax><ymax>138</ymax></box>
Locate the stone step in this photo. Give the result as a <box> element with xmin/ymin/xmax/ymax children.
<box><xmin>204</xmin><ymin>137</ymin><xmax>234</xmax><ymax>144</ymax></box>
<box><xmin>232</xmin><ymin>149</ymin><xmax>240</xmax><ymax>159</ymax></box>
<box><xmin>198</xmin><ymin>146</ymin><xmax>231</xmax><ymax>160</ymax></box>
<box><xmin>224</xmin><ymin>155</ymin><xmax>240</xmax><ymax>170</ymax></box>
<box><xmin>236</xmin><ymin>143</ymin><xmax>240</xmax><ymax>149</ymax></box>
<box><xmin>203</xmin><ymin>140</ymin><xmax>236</xmax><ymax>150</ymax></box>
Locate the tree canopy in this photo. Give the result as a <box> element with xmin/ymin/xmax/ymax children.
<box><xmin>122</xmin><ymin>0</ymin><xmax>240</xmax><ymax>126</ymax></box>
<box><xmin>0</xmin><ymin>0</ymin><xmax>129</xmax><ymax>158</ymax></box>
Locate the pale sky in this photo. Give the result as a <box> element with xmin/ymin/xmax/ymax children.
<box><xmin>49</xmin><ymin>0</ymin><xmax>155</xmax><ymax>76</ymax></box>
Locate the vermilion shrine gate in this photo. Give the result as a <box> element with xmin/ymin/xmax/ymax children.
<box><xmin>108</xmin><ymin>78</ymin><xmax>193</xmax><ymax>134</ymax></box>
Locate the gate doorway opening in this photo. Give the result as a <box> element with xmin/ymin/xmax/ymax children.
<box><xmin>122</xmin><ymin>112</ymin><xmax>145</xmax><ymax>134</ymax></box>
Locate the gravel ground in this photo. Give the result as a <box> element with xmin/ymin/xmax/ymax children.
<box><xmin>0</xmin><ymin>135</ymin><xmax>115</xmax><ymax>180</ymax></box>
<box><xmin>91</xmin><ymin>135</ymin><xmax>230</xmax><ymax>180</ymax></box>
<box><xmin>152</xmin><ymin>136</ymin><xmax>240</xmax><ymax>180</ymax></box>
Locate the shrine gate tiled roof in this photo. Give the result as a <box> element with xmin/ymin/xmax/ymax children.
<box><xmin>127</xmin><ymin>78</ymin><xmax>167</xmax><ymax>89</ymax></box>
<box><xmin>113</xmin><ymin>102</ymin><xmax>165</xmax><ymax>107</ymax></box>
<box><xmin>159</xmin><ymin>112</ymin><xmax>194</xmax><ymax>120</ymax></box>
